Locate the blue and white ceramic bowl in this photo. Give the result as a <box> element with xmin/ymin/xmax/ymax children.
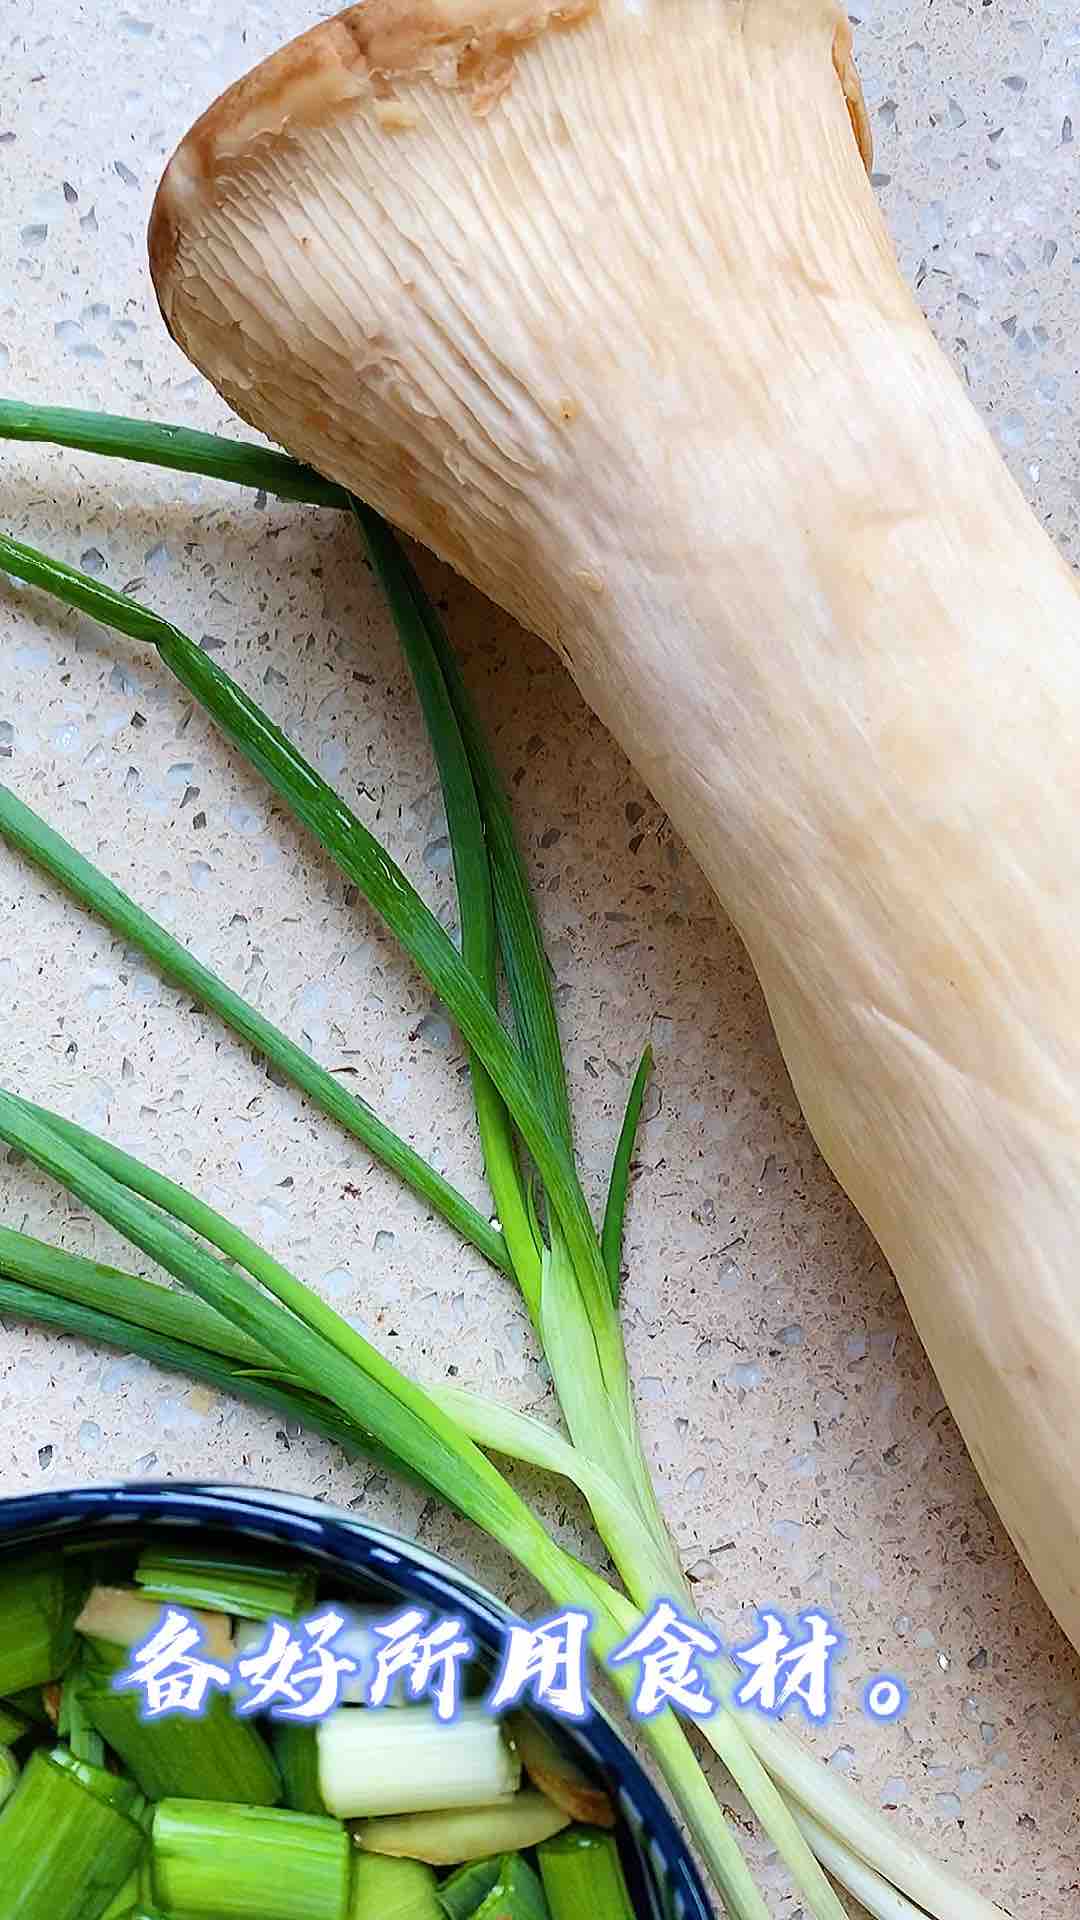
<box><xmin>0</xmin><ymin>1480</ymin><xmax>714</xmax><ymax>1920</ymax></box>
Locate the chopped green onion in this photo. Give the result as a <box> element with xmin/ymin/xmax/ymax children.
<box><xmin>538</xmin><ymin>1827</ymin><xmax>635</xmax><ymax>1920</ymax></box>
<box><xmin>76</xmin><ymin>1656</ymin><xmax>281</xmax><ymax>1806</ymax></box>
<box><xmin>58</xmin><ymin>1663</ymin><xmax>105</xmax><ymax>1769</ymax></box>
<box><xmin>0</xmin><ymin>1559</ymin><xmax>83</xmax><ymax>1696</ymax></box>
<box><xmin>349</xmin><ymin>1855</ymin><xmax>442</xmax><ymax>1920</ymax></box>
<box><xmin>351</xmin><ymin>1792</ymin><xmax>571</xmax><ymax>1866</ymax></box>
<box><xmin>1</xmin><ymin>1685</ymin><xmax>51</xmax><ymax>1725</ymax></box>
<box><xmin>150</xmin><ymin>1799</ymin><xmax>350</xmax><ymax>1920</ymax></box>
<box><xmin>271</xmin><ymin>1722</ymin><xmax>326</xmax><ymax>1816</ymax></box>
<box><xmin>0</xmin><ymin>1746</ymin><xmax>146</xmax><ymax>1920</ymax></box>
<box><xmin>76</xmin><ymin>1586</ymin><xmax>234</xmax><ymax>1662</ymax></box>
<box><xmin>0</xmin><ymin>1702</ymin><xmax>27</xmax><ymax>1745</ymax></box>
<box><xmin>134</xmin><ymin>1549</ymin><xmax>315</xmax><ymax>1622</ymax></box>
<box><xmin>98</xmin><ymin>1870</ymin><xmax>142</xmax><ymax>1920</ymax></box>
<box><xmin>0</xmin><ymin>1748</ymin><xmax>16</xmax><ymax>1810</ymax></box>
<box><xmin>435</xmin><ymin>1857</ymin><xmax>502</xmax><ymax>1920</ymax></box>
<box><xmin>471</xmin><ymin>1855</ymin><xmax>551</xmax><ymax>1920</ymax></box>
<box><xmin>318</xmin><ymin>1704</ymin><xmax>518</xmax><ymax>1820</ymax></box>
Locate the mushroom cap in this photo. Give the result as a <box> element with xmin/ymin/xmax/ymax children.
<box><xmin>150</xmin><ymin>0</ymin><xmax>873</xmax><ymax>641</ymax></box>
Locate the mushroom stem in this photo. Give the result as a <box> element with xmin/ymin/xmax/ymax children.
<box><xmin>150</xmin><ymin>0</ymin><xmax>1080</xmax><ymax>1676</ymax></box>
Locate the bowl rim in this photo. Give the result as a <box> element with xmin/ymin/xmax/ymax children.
<box><xmin>0</xmin><ymin>1478</ymin><xmax>715</xmax><ymax>1920</ymax></box>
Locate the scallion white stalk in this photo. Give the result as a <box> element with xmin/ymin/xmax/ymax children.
<box><xmin>318</xmin><ymin>1705</ymin><xmax>519</xmax><ymax>1820</ymax></box>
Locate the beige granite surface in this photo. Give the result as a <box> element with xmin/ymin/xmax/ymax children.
<box><xmin>0</xmin><ymin>3</ymin><xmax>1077</xmax><ymax>1914</ymax></box>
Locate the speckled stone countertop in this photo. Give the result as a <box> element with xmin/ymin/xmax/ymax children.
<box><xmin>0</xmin><ymin>4</ymin><xmax>1077</xmax><ymax>1915</ymax></box>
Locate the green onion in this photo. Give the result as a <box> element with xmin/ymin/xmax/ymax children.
<box><xmin>0</xmin><ymin>1559</ymin><xmax>82</xmax><ymax>1696</ymax></box>
<box><xmin>0</xmin><ymin>539</ymin><xmax>620</xmax><ymax>1380</ymax></box>
<box><xmin>75</xmin><ymin>1647</ymin><xmax>281</xmax><ymax>1807</ymax></box>
<box><xmin>354</xmin><ymin>503</ymin><xmax>540</xmax><ymax>1312</ymax></box>
<box><xmin>0</xmin><ymin>1746</ymin><xmax>146</xmax><ymax>1920</ymax></box>
<box><xmin>351</xmin><ymin>1791</ymin><xmax>571</xmax><ymax>1866</ymax></box>
<box><xmin>0</xmin><ymin>1701</ymin><xmax>27</xmax><ymax>1745</ymax></box>
<box><xmin>1</xmin><ymin>1685</ymin><xmax>51</xmax><ymax>1725</ymax></box>
<box><xmin>0</xmin><ymin>401</ymin><xmax>347</xmax><ymax>508</ymax></box>
<box><xmin>600</xmin><ymin>1047</ymin><xmax>652</xmax><ymax>1300</ymax></box>
<box><xmin>98</xmin><ymin>1871</ymin><xmax>140</xmax><ymax>1920</ymax></box>
<box><xmin>0</xmin><ymin>1748</ymin><xmax>16</xmax><ymax>1810</ymax></box>
<box><xmin>134</xmin><ymin>1549</ymin><xmax>315</xmax><ymax>1622</ymax></box>
<box><xmin>150</xmin><ymin>1799</ymin><xmax>350</xmax><ymax>1920</ymax></box>
<box><xmin>435</xmin><ymin>1858</ymin><xmax>503</xmax><ymax>1920</ymax></box>
<box><xmin>0</xmin><ymin>1224</ymin><xmax>269</xmax><ymax>1365</ymax></box>
<box><xmin>0</xmin><ymin>1101</ymin><xmax>771</xmax><ymax>1914</ymax></box>
<box><xmin>272</xmin><ymin>1722</ymin><xmax>326</xmax><ymax>1815</ymax></box>
<box><xmin>318</xmin><ymin>1705</ymin><xmax>518</xmax><ymax>1820</ymax></box>
<box><xmin>537</xmin><ymin>1827</ymin><xmax>634</xmax><ymax>1920</ymax></box>
<box><xmin>471</xmin><ymin>1855</ymin><xmax>551</xmax><ymax>1920</ymax></box>
<box><xmin>374</xmin><ymin>506</ymin><xmax>573</xmax><ymax>1155</ymax></box>
<box><xmin>58</xmin><ymin>1661</ymin><xmax>105</xmax><ymax>1769</ymax></box>
<box><xmin>0</xmin><ymin>791</ymin><xmax>508</xmax><ymax>1276</ymax></box>
<box><xmin>349</xmin><ymin>1855</ymin><xmax>442</xmax><ymax>1920</ymax></box>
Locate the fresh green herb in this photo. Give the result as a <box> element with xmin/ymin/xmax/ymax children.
<box><xmin>349</xmin><ymin>1854</ymin><xmax>442</xmax><ymax>1920</ymax></box>
<box><xmin>150</xmin><ymin>1799</ymin><xmax>350</xmax><ymax>1920</ymax></box>
<box><xmin>0</xmin><ymin>1703</ymin><xmax>27</xmax><ymax>1747</ymax></box>
<box><xmin>0</xmin><ymin>793</ymin><xmax>508</xmax><ymax>1276</ymax></box>
<box><xmin>0</xmin><ymin>401</ymin><xmax>346</xmax><ymax>508</ymax></box>
<box><xmin>601</xmin><ymin>1047</ymin><xmax>652</xmax><ymax>1299</ymax></box>
<box><xmin>75</xmin><ymin>1639</ymin><xmax>280</xmax><ymax>1807</ymax></box>
<box><xmin>470</xmin><ymin>1853</ymin><xmax>551</xmax><ymax>1920</ymax></box>
<box><xmin>0</xmin><ymin>1561</ymin><xmax>82</xmax><ymax>1697</ymax></box>
<box><xmin>436</xmin><ymin>1856</ymin><xmax>503</xmax><ymax>1920</ymax></box>
<box><xmin>272</xmin><ymin>1723</ymin><xmax>326</xmax><ymax>1817</ymax></box>
<box><xmin>538</xmin><ymin>1826</ymin><xmax>634</xmax><ymax>1920</ymax></box>
<box><xmin>133</xmin><ymin>1550</ymin><xmax>315</xmax><ymax>1623</ymax></box>
<box><xmin>0</xmin><ymin>1747</ymin><xmax>146</xmax><ymax>1920</ymax></box>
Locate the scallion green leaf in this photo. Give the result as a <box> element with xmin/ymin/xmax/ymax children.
<box><xmin>0</xmin><ymin>788</ymin><xmax>508</xmax><ymax>1275</ymax></box>
<box><xmin>0</xmin><ymin>1561</ymin><xmax>82</xmax><ymax>1698</ymax></box>
<box><xmin>600</xmin><ymin>1047</ymin><xmax>653</xmax><ymax>1300</ymax></box>
<box><xmin>353</xmin><ymin>504</ymin><xmax>540</xmax><ymax>1309</ymax></box>
<box><xmin>0</xmin><ymin>534</ymin><xmax>620</xmax><ymax>1382</ymax></box>
<box><xmin>150</xmin><ymin>1799</ymin><xmax>350</xmax><ymax>1920</ymax></box>
<box><xmin>0</xmin><ymin>401</ymin><xmax>346</xmax><ymax>507</ymax></box>
<box><xmin>538</xmin><ymin>1826</ymin><xmax>634</xmax><ymax>1920</ymax></box>
<box><xmin>133</xmin><ymin>1549</ymin><xmax>315</xmax><ymax>1623</ymax></box>
<box><xmin>350</xmin><ymin>1855</ymin><xmax>442</xmax><ymax>1920</ymax></box>
<box><xmin>0</xmin><ymin>1747</ymin><xmax>146</xmax><ymax>1920</ymax></box>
